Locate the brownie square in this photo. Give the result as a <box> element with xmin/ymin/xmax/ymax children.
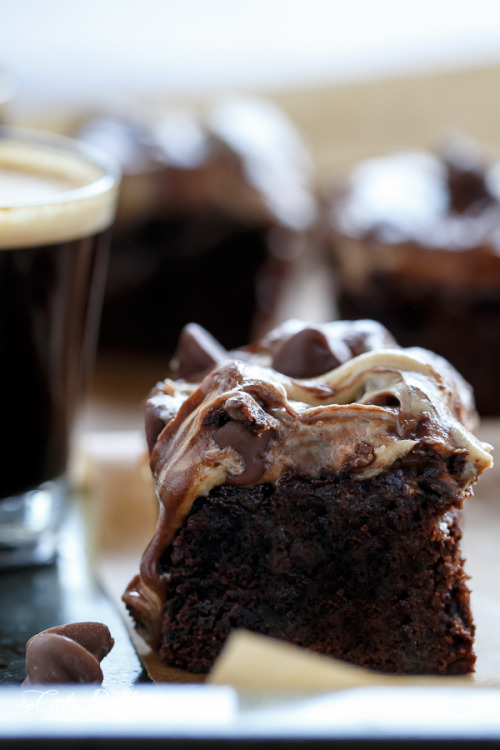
<box><xmin>124</xmin><ymin>319</ymin><xmax>492</xmax><ymax>675</ymax></box>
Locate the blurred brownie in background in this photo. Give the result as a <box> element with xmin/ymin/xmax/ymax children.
<box><xmin>325</xmin><ymin>137</ymin><xmax>500</xmax><ymax>416</ymax></box>
<box><xmin>77</xmin><ymin>97</ymin><xmax>317</xmax><ymax>355</ymax></box>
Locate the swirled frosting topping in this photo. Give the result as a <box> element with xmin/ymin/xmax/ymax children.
<box><xmin>124</xmin><ymin>319</ymin><xmax>493</xmax><ymax>648</ymax></box>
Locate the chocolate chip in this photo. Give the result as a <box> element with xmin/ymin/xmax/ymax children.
<box><xmin>214</xmin><ymin>421</ymin><xmax>272</xmax><ymax>486</ymax></box>
<box><xmin>171</xmin><ymin>323</ymin><xmax>227</xmax><ymax>380</ymax></box>
<box><xmin>271</xmin><ymin>326</ymin><xmax>343</xmax><ymax>378</ymax></box>
<box><xmin>23</xmin><ymin>622</ymin><xmax>114</xmax><ymax>686</ymax></box>
<box><xmin>42</xmin><ymin>622</ymin><xmax>114</xmax><ymax>663</ymax></box>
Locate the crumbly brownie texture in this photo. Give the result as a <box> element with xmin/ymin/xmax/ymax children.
<box><xmin>124</xmin><ymin>319</ymin><xmax>492</xmax><ymax>675</ymax></box>
<box><xmin>78</xmin><ymin>99</ymin><xmax>316</xmax><ymax>352</ymax></box>
<box><xmin>326</xmin><ymin>140</ymin><xmax>500</xmax><ymax>415</ymax></box>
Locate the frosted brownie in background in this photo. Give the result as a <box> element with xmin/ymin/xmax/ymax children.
<box><xmin>324</xmin><ymin>137</ymin><xmax>500</xmax><ymax>416</ymax></box>
<box><xmin>76</xmin><ymin>97</ymin><xmax>318</xmax><ymax>355</ymax></box>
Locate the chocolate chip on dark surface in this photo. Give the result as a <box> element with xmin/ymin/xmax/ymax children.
<box><xmin>42</xmin><ymin>622</ymin><xmax>114</xmax><ymax>663</ymax></box>
<box><xmin>23</xmin><ymin>633</ymin><xmax>104</xmax><ymax>685</ymax></box>
<box><xmin>22</xmin><ymin>622</ymin><xmax>114</xmax><ymax>686</ymax></box>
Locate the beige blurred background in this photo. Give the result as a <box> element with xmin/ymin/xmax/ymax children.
<box><xmin>4</xmin><ymin>0</ymin><xmax>500</xmax><ymax>430</ymax></box>
<box><xmin>3</xmin><ymin>0</ymin><xmax>500</xmax><ymax>170</ymax></box>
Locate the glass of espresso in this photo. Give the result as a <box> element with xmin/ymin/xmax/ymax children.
<box><xmin>0</xmin><ymin>127</ymin><xmax>120</xmax><ymax>567</ymax></box>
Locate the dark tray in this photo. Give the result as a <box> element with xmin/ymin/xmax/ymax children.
<box><xmin>2</xmin><ymin>497</ymin><xmax>500</xmax><ymax>748</ymax></box>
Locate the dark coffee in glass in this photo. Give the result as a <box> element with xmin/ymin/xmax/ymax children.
<box><xmin>0</xmin><ymin>129</ymin><xmax>119</xmax><ymax>566</ymax></box>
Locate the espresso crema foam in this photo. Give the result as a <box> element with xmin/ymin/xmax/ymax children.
<box><xmin>124</xmin><ymin>319</ymin><xmax>493</xmax><ymax>648</ymax></box>
<box><xmin>0</xmin><ymin>137</ymin><xmax>118</xmax><ymax>248</ymax></box>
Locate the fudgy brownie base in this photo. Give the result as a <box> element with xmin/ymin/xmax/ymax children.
<box><xmin>157</xmin><ymin>446</ymin><xmax>474</xmax><ymax>675</ymax></box>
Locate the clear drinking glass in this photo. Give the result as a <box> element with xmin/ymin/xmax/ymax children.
<box><xmin>0</xmin><ymin>127</ymin><xmax>120</xmax><ymax>567</ymax></box>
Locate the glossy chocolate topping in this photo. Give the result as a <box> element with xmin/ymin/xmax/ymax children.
<box><xmin>22</xmin><ymin>622</ymin><xmax>114</xmax><ymax>685</ymax></box>
<box><xmin>125</xmin><ymin>319</ymin><xmax>493</xmax><ymax>649</ymax></box>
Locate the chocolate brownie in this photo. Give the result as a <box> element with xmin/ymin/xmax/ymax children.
<box><xmin>124</xmin><ymin>319</ymin><xmax>492</xmax><ymax>675</ymax></box>
<box><xmin>77</xmin><ymin>98</ymin><xmax>317</xmax><ymax>353</ymax></box>
<box><xmin>325</xmin><ymin>138</ymin><xmax>500</xmax><ymax>415</ymax></box>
